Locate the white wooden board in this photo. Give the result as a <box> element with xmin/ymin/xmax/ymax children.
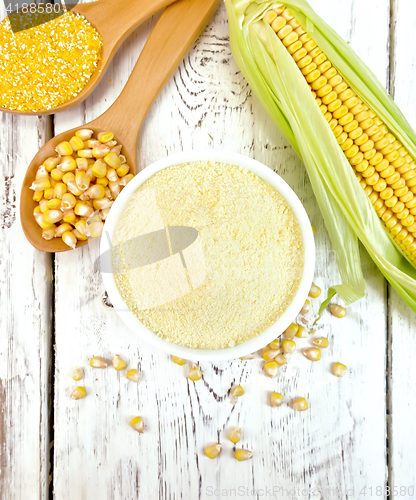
<box><xmin>0</xmin><ymin>2</ymin><xmax>53</xmax><ymax>495</ymax></box>
<box><xmin>52</xmin><ymin>1</ymin><xmax>391</xmax><ymax>499</ymax></box>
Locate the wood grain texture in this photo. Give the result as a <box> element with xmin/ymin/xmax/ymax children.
<box><xmin>50</xmin><ymin>1</ymin><xmax>394</xmax><ymax>498</ymax></box>
<box><xmin>388</xmin><ymin>0</ymin><xmax>416</xmax><ymax>494</ymax></box>
<box><xmin>0</xmin><ymin>3</ymin><xmax>53</xmax><ymax>496</ymax></box>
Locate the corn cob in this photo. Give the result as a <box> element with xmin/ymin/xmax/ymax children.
<box><xmin>264</xmin><ymin>6</ymin><xmax>416</xmax><ymax>263</ymax></box>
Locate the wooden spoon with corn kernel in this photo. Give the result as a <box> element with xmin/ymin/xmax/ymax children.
<box><xmin>1</xmin><ymin>0</ymin><xmax>178</xmax><ymax>115</ymax></box>
<box><xmin>20</xmin><ymin>0</ymin><xmax>221</xmax><ymax>252</ymax></box>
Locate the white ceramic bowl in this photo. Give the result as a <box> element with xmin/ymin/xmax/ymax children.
<box><xmin>101</xmin><ymin>150</ymin><xmax>315</xmax><ymax>362</ymax></box>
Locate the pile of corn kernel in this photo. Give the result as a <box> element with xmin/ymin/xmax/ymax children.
<box><xmin>31</xmin><ymin>129</ymin><xmax>133</xmax><ymax>249</ymax></box>
<box><xmin>0</xmin><ymin>9</ymin><xmax>102</xmax><ymax>111</ymax></box>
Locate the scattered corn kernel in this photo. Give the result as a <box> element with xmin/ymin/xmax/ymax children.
<box><xmin>333</xmin><ymin>362</ymin><xmax>347</xmax><ymax>377</ymax></box>
<box><xmin>295</xmin><ymin>326</ymin><xmax>309</xmax><ymax>338</ymax></box>
<box><xmin>235</xmin><ymin>449</ymin><xmax>253</xmax><ymax>461</ymax></box>
<box><xmin>70</xmin><ymin>386</ymin><xmax>86</xmax><ymax>400</ymax></box>
<box><xmin>300</xmin><ymin>299</ymin><xmax>310</xmax><ymax>314</ymax></box>
<box><xmin>275</xmin><ymin>354</ymin><xmax>287</xmax><ymax>365</ymax></box>
<box><xmin>130</xmin><ymin>416</ymin><xmax>145</xmax><ymax>433</ymax></box>
<box><xmin>126</xmin><ymin>369</ymin><xmax>140</xmax><ymax>383</ymax></box>
<box><xmin>239</xmin><ymin>353</ymin><xmax>255</xmax><ymax>360</ymax></box>
<box><xmin>189</xmin><ymin>363</ymin><xmax>202</xmax><ymax>381</ymax></box>
<box><xmin>284</xmin><ymin>323</ymin><xmax>299</xmax><ymax>339</ymax></box>
<box><xmin>309</xmin><ymin>283</ymin><xmax>321</xmax><ymax>298</ymax></box>
<box><xmin>268</xmin><ymin>339</ymin><xmax>280</xmax><ymax>350</ymax></box>
<box><xmin>329</xmin><ymin>304</ymin><xmax>347</xmax><ymax>318</ymax></box>
<box><xmin>205</xmin><ymin>443</ymin><xmax>222</xmax><ymax>459</ymax></box>
<box><xmin>172</xmin><ymin>356</ymin><xmax>187</xmax><ymax>366</ymax></box>
<box><xmin>112</xmin><ymin>355</ymin><xmax>127</xmax><ymax>370</ymax></box>
<box><xmin>72</xmin><ymin>367</ymin><xmax>84</xmax><ymax>381</ymax></box>
<box><xmin>264</xmin><ymin>360</ymin><xmax>279</xmax><ymax>378</ymax></box>
<box><xmin>303</xmin><ymin>347</ymin><xmax>321</xmax><ymax>361</ymax></box>
<box><xmin>312</xmin><ymin>337</ymin><xmax>329</xmax><ymax>348</ymax></box>
<box><xmin>292</xmin><ymin>397</ymin><xmax>308</xmax><ymax>411</ymax></box>
<box><xmin>230</xmin><ymin>385</ymin><xmax>244</xmax><ymax>398</ymax></box>
<box><xmin>90</xmin><ymin>356</ymin><xmax>107</xmax><ymax>369</ymax></box>
<box><xmin>282</xmin><ymin>339</ymin><xmax>296</xmax><ymax>354</ymax></box>
<box><xmin>262</xmin><ymin>349</ymin><xmax>279</xmax><ymax>361</ymax></box>
<box><xmin>229</xmin><ymin>428</ymin><xmax>242</xmax><ymax>444</ymax></box>
<box><xmin>270</xmin><ymin>392</ymin><xmax>284</xmax><ymax>407</ymax></box>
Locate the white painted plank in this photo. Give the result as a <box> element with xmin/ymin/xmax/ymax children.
<box><xmin>388</xmin><ymin>0</ymin><xmax>416</xmax><ymax>494</ymax></box>
<box><xmin>0</xmin><ymin>4</ymin><xmax>53</xmax><ymax>496</ymax></box>
<box><xmin>53</xmin><ymin>1</ymin><xmax>389</xmax><ymax>498</ymax></box>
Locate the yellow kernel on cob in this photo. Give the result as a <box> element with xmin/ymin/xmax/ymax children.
<box><xmin>229</xmin><ymin>427</ymin><xmax>242</xmax><ymax>444</ymax></box>
<box><xmin>270</xmin><ymin>392</ymin><xmax>284</xmax><ymax>407</ymax></box>
<box><xmin>72</xmin><ymin>367</ymin><xmax>84</xmax><ymax>381</ymax></box>
<box><xmin>70</xmin><ymin>386</ymin><xmax>86</xmax><ymax>400</ymax></box>
<box><xmin>333</xmin><ymin>362</ymin><xmax>347</xmax><ymax>377</ymax></box>
<box><xmin>205</xmin><ymin>443</ymin><xmax>222</xmax><ymax>459</ymax></box>
<box><xmin>130</xmin><ymin>416</ymin><xmax>145</xmax><ymax>433</ymax></box>
<box><xmin>235</xmin><ymin>449</ymin><xmax>253</xmax><ymax>461</ymax></box>
<box><xmin>127</xmin><ymin>369</ymin><xmax>141</xmax><ymax>383</ymax></box>
<box><xmin>112</xmin><ymin>355</ymin><xmax>127</xmax><ymax>370</ymax></box>
<box><xmin>90</xmin><ymin>356</ymin><xmax>107</xmax><ymax>369</ymax></box>
<box><xmin>189</xmin><ymin>363</ymin><xmax>202</xmax><ymax>381</ymax></box>
<box><xmin>264</xmin><ymin>6</ymin><xmax>416</xmax><ymax>264</ymax></box>
<box><xmin>292</xmin><ymin>397</ymin><xmax>308</xmax><ymax>411</ymax></box>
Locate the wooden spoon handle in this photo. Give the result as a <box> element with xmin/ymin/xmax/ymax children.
<box><xmin>92</xmin><ymin>0</ymin><xmax>221</xmax><ymax>164</ymax></box>
<box><xmin>76</xmin><ymin>0</ymin><xmax>177</xmax><ymax>51</ymax></box>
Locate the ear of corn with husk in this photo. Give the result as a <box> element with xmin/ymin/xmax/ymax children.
<box><xmin>225</xmin><ymin>0</ymin><xmax>416</xmax><ymax>313</ymax></box>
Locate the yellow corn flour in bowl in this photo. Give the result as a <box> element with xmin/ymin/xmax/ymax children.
<box><xmin>112</xmin><ymin>161</ymin><xmax>304</xmax><ymax>349</ymax></box>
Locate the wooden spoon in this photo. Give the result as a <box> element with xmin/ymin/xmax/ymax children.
<box><xmin>20</xmin><ymin>0</ymin><xmax>221</xmax><ymax>253</ymax></box>
<box><xmin>1</xmin><ymin>0</ymin><xmax>177</xmax><ymax>115</ymax></box>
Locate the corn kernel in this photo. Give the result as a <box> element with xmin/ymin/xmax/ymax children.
<box><xmin>295</xmin><ymin>326</ymin><xmax>309</xmax><ymax>338</ymax></box>
<box><xmin>62</xmin><ymin>230</ymin><xmax>77</xmax><ymax>249</ymax></box>
<box><xmin>229</xmin><ymin>428</ymin><xmax>242</xmax><ymax>444</ymax></box>
<box><xmin>270</xmin><ymin>392</ymin><xmax>284</xmax><ymax>407</ymax></box>
<box><xmin>235</xmin><ymin>449</ymin><xmax>253</xmax><ymax>461</ymax></box>
<box><xmin>275</xmin><ymin>354</ymin><xmax>287</xmax><ymax>365</ymax></box>
<box><xmin>284</xmin><ymin>323</ymin><xmax>299</xmax><ymax>339</ymax></box>
<box><xmin>126</xmin><ymin>369</ymin><xmax>140</xmax><ymax>383</ymax></box>
<box><xmin>112</xmin><ymin>355</ymin><xmax>127</xmax><ymax>371</ymax></box>
<box><xmin>42</xmin><ymin>227</ymin><xmax>55</xmax><ymax>240</ymax></box>
<box><xmin>292</xmin><ymin>397</ymin><xmax>308</xmax><ymax>411</ymax></box>
<box><xmin>90</xmin><ymin>356</ymin><xmax>107</xmax><ymax>369</ymax></box>
<box><xmin>333</xmin><ymin>362</ymin><xmax>347</xmax><ymax>377</ymax></box>
<box><xmin>104</xmin><ymin>152</ymin><xmax>122</xmax><ymax>169</ymax></box>
<box><xmin>72</xmin><ymin>367</ymin><xmax>84</xmax><ymax>381</ymax></box>
<box><xmin>329</xmin><ymin>304</ymin><xmax>347</xmax><ymax>318</ymax></box>
<box><xmin>70</xmin><ymin>386</ymin><xmax>86</xmax><ymax>400</ymax></box>
<box><xmin>300</xmin><ymin>299</ymin><xmax>310</xmax><ymax>314</ymax></box>
<box><xmin>264</xmin><ymin>360</ymin><xmax>279</xmax><ymax>378</ymax></box>
<box><xmin>98</xmin><ymin>131</ymin><xmax>114</xmax><ymax>143</ymax></box>
<box><xmin>309</xmin><ymin>283</ymin><xmax>321</xmax><ymax>298</ymax></box>
<box><xmin>43</xmin><ymin>157</ymin><xmax>61</xmax><ymax>171</ymax></box>
<box><xmin>130</xmin><ymin>416</ymin><xmax>145</xmax><ymax>433</ymax></box>
<box><xmin>282</xmin><ymin>339</ymin><xmax>296</xmax><ymax>354</ymax></box>
<box><xmin>312</xmin><ymin>337</ymin><xmax>329</xmax><ymax>348</ymax></box>
<box><xmin>69</xmin><ymin>136</ymin><xmax>84</xmax><ymax>152</ymax></box>
<box><xmin>303</xmin><ymin>347</ymin><xmax>321</xmax><ymax>361</ymax></box>
<box><xmin>262</xmin><ymin>349</ymin><xmax>279</xmax><ymax>361</ymax></box>
<box><xmin>189</xmin><ymin>363</ymin><xmax>202</xmax><ymax>381</ymax></box>
<box><xmin>230</xmin><ymin>385</ymin><xmax>244</xmax><ymax>398</ymax></box>
<box><xmin>172</xmin><ymin>356</ymin><xmax>187</xmax><ymax>366</ymax></box>
<box><xmin>55</xmin><ymin>141</ymin><xmax>73</xmax><ymax>156</ymax></box>
<box><xmin>76</xmin><ymin>129</ymin><xmax>93</xmax><ymax>141</ymax></box>
<box><xmin>205</xmin><ymin>443</ymin><xmax>222</xmax><ymax>459</ymax></box>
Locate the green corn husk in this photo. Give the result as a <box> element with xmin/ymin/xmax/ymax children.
<box><xmin>225</xmin><ymin>0</ymin><xmax>416</xmax><ymax>314</ymax></box>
